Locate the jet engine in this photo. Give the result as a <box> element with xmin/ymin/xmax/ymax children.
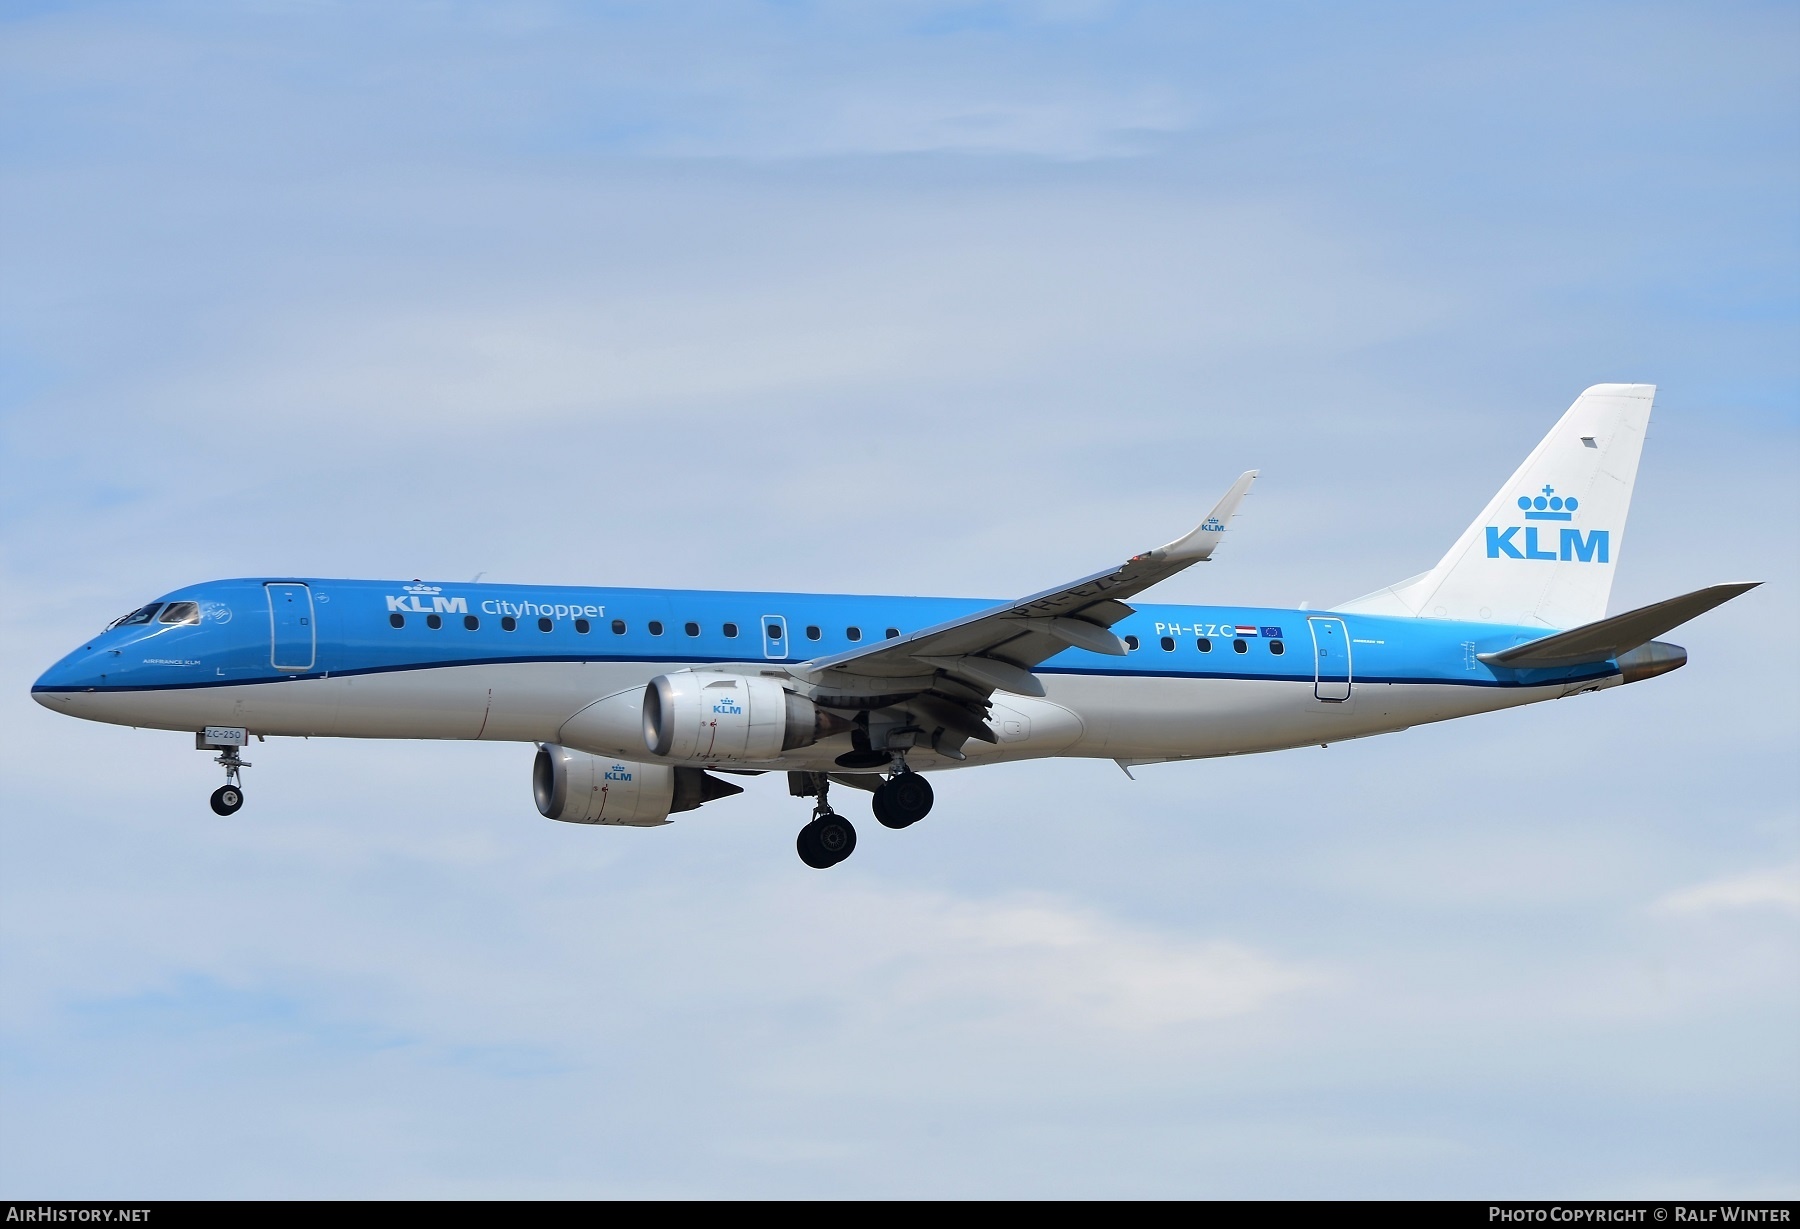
<box><xmin>532</xmin><ymin>744</ymin><xmax>742</xmax><ymax>826</ymax></box>
<box><xmin>642</xmin><ymin>671</ymin><xmax>848</xmax><ymax>763</ymax></box>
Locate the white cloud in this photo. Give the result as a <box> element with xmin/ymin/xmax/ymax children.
<box><xmin>787</xmin><ymin>886</ymin><xmax>1322</xmax><ymax>1032</ymax></box>
<box><xmin>80</xmin><ymin>185</ymin><xmax>1440</xmax><ymax>446</ymax></box>
<box><xmin>1654</xmin><ymin>864</ymin><xmax>1800</xmax><ymax>917</ymax></box>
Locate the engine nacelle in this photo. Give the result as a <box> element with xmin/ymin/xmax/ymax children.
<box><xmin>532</xmin><ymin>745</ymin><xmax>741</xmax><ymax>826</ymax></box>
<box><xmin>642</xmin><ymin>671</ymin><xmax>846</xmax><ymax>763</ymax></box>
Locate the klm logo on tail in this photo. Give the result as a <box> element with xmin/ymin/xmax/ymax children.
<box><xmin>1486</xmin><ymin>486</ymin><xmax>1609</xmax><ymax>563</ymax></box>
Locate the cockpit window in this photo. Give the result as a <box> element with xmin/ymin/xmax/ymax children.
<box><xmin>107</xmin><ymin>603</ymin><xmax>162</xmax><ymax>629</ymax></box>
<box><xmin>158</xmin><ymin>602</ymin><xmax>201</xmax><ymax>625</ymax></box>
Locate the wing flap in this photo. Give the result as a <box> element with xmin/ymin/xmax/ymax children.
<box><xmin>1035</xmin><ymin>615</ymin><xmax>1129</xmax><ymax>656</ymax></box>
<box><xmin>918</xmin><ymin>655</ymin><xmax>1047</xmax><ymax>697</ymax></box>
<box><xmin>1478</xmin><ymin>582</ymin><xmax>1758</xmax><ymax>668</ymax></box>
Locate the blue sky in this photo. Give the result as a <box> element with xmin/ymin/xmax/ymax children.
<box><xmin>2</xmin><ymin>0</ymin><xmax>1796</xmax><ymax>1197</ymax></box>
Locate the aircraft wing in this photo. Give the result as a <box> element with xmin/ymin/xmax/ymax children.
<box><xmin>1477</xmin><ymin>582</ymin><xmax>1759</xmax><ymax>669</ymax></box>
<box><xmin>798</xmin><ymin>471</ymin><xmax>1258</xmax><ymax>699</ymax></box>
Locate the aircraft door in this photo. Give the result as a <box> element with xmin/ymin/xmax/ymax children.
<box><xmin>266</xmin><ymin>583</ymin><xmax>316</xmax><ymax>672</ymax></box>
<box><xmin>1308</xmin><ymin>616</ymin><xmax>1351</xmax><ymax>702</ymax></box>
<box><xmin>762</xmin><ymin>615</ymin><xmax>788</xmax><ymax>661</ymax></box>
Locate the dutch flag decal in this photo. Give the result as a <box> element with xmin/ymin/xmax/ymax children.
<box><xmin>1234</xmin><ymin>624</ymin><xmax>1259</xmax><ymax>636</ymax></box>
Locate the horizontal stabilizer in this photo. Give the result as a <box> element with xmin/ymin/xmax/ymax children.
<box><xmin>1478</xmin><ymin>583</ymin><xmax>1758</xmax><ymax>669</ymax></box>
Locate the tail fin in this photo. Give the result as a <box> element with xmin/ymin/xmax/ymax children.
<box><xmin>1337</xmin><ymin>384</ymin><xmax>1654</xmax><ymax>629</ymax></box>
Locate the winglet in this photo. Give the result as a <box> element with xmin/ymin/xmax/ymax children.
<box><xmin>1150</xmin><ymin>470</ymin><xmax>1258</xmax><ymax>563</ymax></box>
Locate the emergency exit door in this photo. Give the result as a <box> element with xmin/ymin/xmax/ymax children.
<box><xmin>762</xmin><ymin>615</ymin><xmax>788</xmax><ymax>660</ymax></box>
<box><xmin>1308</xmin><ymin>616</ymin><xmax>1351</xmax><ymax>702</ymax></box>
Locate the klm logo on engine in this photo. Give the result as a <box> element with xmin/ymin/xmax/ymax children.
<box><xmin>711</xmin><ymin>696</ymin><xmax>744</xmax><ymax>716</ymax></box>
<box><xmin>1486</xmin><ymin>486</ymin><xmax>1609</xmax><ymax>564</ymax></box>
<box><xmin>604</xmin><ymin>764</ymin><xmax>633</xmax><ymax>782</ymax></box>
<box><xmin>385</xmin><ymin>583</ymin><xmax>469</xmax><ymax>614</ymax></box>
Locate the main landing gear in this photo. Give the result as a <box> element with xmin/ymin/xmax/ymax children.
<box><xmin>791</xmin><ymin>773</ymin><xmax>857</xmax><ymax>870</ymax></box>
<box><xmin>872</xmin><ymin>770</ymin><xmax>933</xmax><ymax>830</ymax></box>
<box><xmin>788</xmin><ymin>763</ymin><xmax>936</xmax><ymax>868</ymax></box>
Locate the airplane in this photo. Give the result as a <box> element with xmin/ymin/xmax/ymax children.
<box><xmin>31</xmin><ymin>384</ymin><xmax>1756</xmax><ymax>868</ymax></box>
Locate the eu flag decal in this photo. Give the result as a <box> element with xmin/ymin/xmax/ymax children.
<box><xmin>1260</xmin><ymin>626</ymin><xmax>1283</xmax><ymax>639</ymax></box>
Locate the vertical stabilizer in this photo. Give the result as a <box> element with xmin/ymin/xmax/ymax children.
<box><xmin>1336</xmin><ymin>384</ymin><xmax>1653</xmax><ymax>629</ymax></box>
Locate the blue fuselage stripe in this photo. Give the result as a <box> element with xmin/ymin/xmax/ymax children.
<box><xmin>32</xmin><ymin>576</ymin><xmax>1616</xmax><ymax>696</ymax></box>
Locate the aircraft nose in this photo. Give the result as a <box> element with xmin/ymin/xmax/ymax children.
<box><xmin>32</xmin><ymin>642</ymin><xmax>111</xmax><ymax>707</ymax></box>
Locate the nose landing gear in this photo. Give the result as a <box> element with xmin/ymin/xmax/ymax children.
<box><xmin>199</xmin><ymin>731</ymin><xmax>251</xmax><ymax>815</ymax></box>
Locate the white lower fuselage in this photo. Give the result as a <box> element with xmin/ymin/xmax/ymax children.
<box><xmin>36</xmin><ymin>661</ymin><xmax>1611</xmax><ymax>773</ymax></box>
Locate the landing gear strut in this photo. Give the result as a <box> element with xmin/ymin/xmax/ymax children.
<box><xmin>207</xmin><ymin>742</ymin><xmax>250</xmax><ymax>816</ymax></box>
<box><xmin>789</xmin><ymin>772</ymin><xmax>857</xmax><ymax>869</ymax></box>
<box><xmin>872</xmin><ymin>767</ymin><xmax>933</xmax><ymax>830</ymax></box>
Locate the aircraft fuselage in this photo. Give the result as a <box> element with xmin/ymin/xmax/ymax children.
<box><xmin>32</xmin><ymin>576</ymin><xmax>1616</xmax><ymax>772</ymax></box>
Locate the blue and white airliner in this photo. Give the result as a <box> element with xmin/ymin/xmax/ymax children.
<box><xmin>32</xmin><ymin>385</ymin><xmax>1755</xmax><ymax>867</ymax></box>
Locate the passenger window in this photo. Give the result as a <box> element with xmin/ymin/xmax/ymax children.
<box><xmin>648</xmin><ymin>621</ymin><xmax>664</xmax><ymax>636</ymax></box>
<box><xmin>464</xmin><ymin>615</ymin><xmax>480</xmax><ymax>630</ymax></box>
<box><xmin>611</xmin><ymin>619</ymin><xmax>626</xmax><ymax>635</ymax></box>
<box><xmin>1197</xmin><ymin>638</ymin><xmax>1212</xmax><ymax>653</ymax></box>
<box><xmin>723</xmin><ymin>622</ymin><xmax>739</xmax><ymax>638</ymax></box>
<box><xmin>847</xmin><ymin>626</ymin><xmax>862</xmax><ymax>641</ymax></box>
<box><xmin>805</xmin><ymin>625</ymin><xmax>821</xmax><ymax>641</ymax></box>
<box><xmin>1269</xmin><ymin>639</ymin><xmax>1284</xmax><ymax>655</ymax></box>
<box><xmin>426</xmin><ymin>613</ymin><xmax>442</xmax><ymax>629</ymax></box>
<box><xmin>1233</xmin><ymin>639</ymin><xmax>1247</xmax><ymax>654</ymax></box>
<box><xmin>685</xmin><ymin>622</ymin><xmax>700</xmax><ymax>637</ymax></box>
<box><xmin>1124</xmin><ymin>635</ymin><xmax>1140</xmax><ymax>651</ymax></box>
<box><xmin>538</xmin><ymin>617</ymin><xmax>553</xmax><ymax>632</ymax></box>
<box><xmin>766</xmin><ymin>623</ymin><xmax>782</xmax><ymax>640</ymax></box>
<box><xmin>1160</xmin><ymin>636</ymin><xmax>1175</xmax><ymax>651</ymax></box>
<box><xmin>158</xmin><ymin>602</ymin><xmax>200</xmax><ymax>625</ymax></box>
<box><xmin>575</xmin><ymin>618</ymin><xmax>590</xmax><ymax>634</ymax></box>
<box><xmin>109</xmin><ymin>603</ymin><xmax>162</xmax><ymax>629</ymax></box>
<box><xmin>885</xmin><ymin>628</ymin><xmax>900</xmax><ymax>639</ymax></box>
<box><xmin>389</xmin><ymin>613</ymin><xmax>405</xmax><ymax>629</ymax></box>
<box><xmin>502</xmin><ymin>616</ymin><xmax>517</xmax><ymax>631</ymax></box>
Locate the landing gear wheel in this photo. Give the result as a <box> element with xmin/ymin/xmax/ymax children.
<box><xmin>871</xmin><ymin>788</ymin><xmax>899</xmax><ymax>830</ymax></box>
<box><xmin>797</xmin><ymin>814</ymin><xmax>857</xmax><ymax>869</ymax></box>
<box><xmin>205</xmin><ymin>739</ymin><xmax>252</xmax><ymax>815</ymax></box>
<box><xmin>873</xmin><ymin>773</ymin><xmax>933</xmax><ymax>828</ymax></box>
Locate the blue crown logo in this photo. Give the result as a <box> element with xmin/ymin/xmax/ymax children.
<box><xmin>1516</xmin><ymin>485</ymin><xmax>1577</xmax><ymax>522</ymax></box>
